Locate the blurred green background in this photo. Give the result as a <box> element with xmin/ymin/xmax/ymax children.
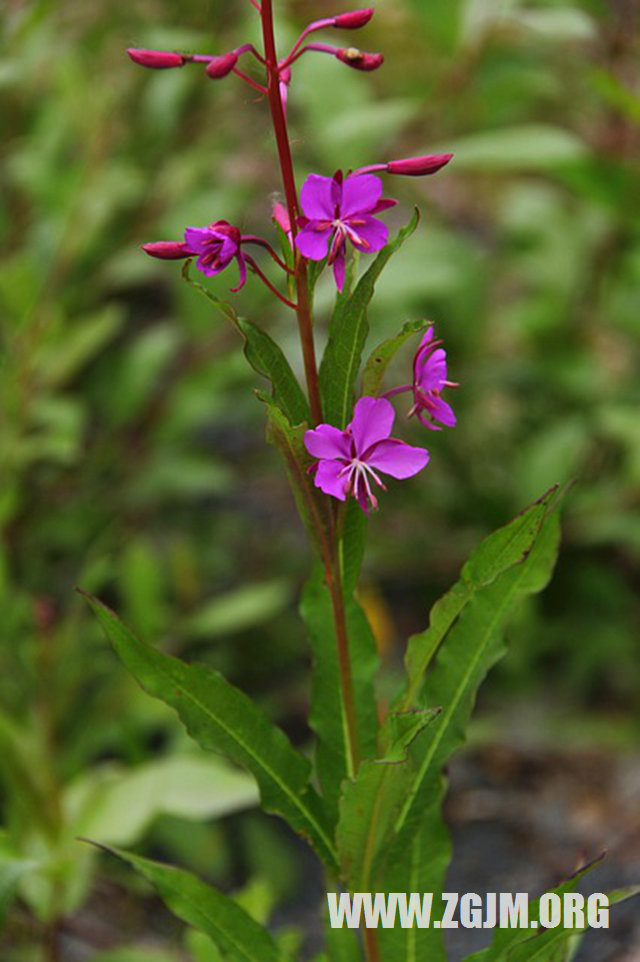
<box><xmin>1</xmin><ymin>0</ymin><xmax>639</xmax><ymax>958</ymax></box>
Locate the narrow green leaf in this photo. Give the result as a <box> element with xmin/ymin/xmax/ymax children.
<box><xmin>378</xmin><ymin>511</ymin><xmax>560</xmax><ymax>962</ymax></box>
<box><xmin>336</xmin><ymin>709</ymin><xmax>438</xmax><ymax>890</ymax></box>
<box><xmin>300</xmin><ymin>565</ymin><xmax>379</xmax><ymax>822</ymax></box>
<box><xmin>339</xmin><ymin>499</ymin><xmax>367</xmax><ymax>596</ymax></box>
<box><xmin>104</xmin><ymin>848</ymin><xmax>282</xmax><ymax>962</ymax></box>
<box><xmin>361</xmin><ymin>319</ymin><xmax>427</xmax><ymax>397</ymax></box>
<box><xmin>402</xmin><ymin>486</ymin><xmax>558</xmax><ymax>705</ymax></box>
<box><xmin>396</xmin><ymin>512</ymin><xmax>560</xmax><ymax>841</ymax></box>
<box><xmin>464</xmin><ymin>859</ymin><xmax>640</xmax><ymax>962</ymax></box>
<box><xmin>183</xmin><ymin>262</ymin><xmax>309</xmax><ymax>425</ymax></box>
<box><xmin>83</xmin><ymin>594</ymin><xmax>338</xmax><ymax>873</ymax></box>
<box><xmin>262</xmin><ymin>398</ymin><xmax>333</xmax><ymax>561</ymax></box>
<box><xmin>320</xmin><ymin>211</ymin><xmax>420</xmax><ymax>428</ymax></box>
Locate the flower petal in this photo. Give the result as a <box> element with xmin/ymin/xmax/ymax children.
<box><xmin>340</xmin><ymin>173</ymin><xmax>383</xmax><ymax>217</ymax></box>
<box><xmin>348</xmin><ymin>396</ymin><xmax>395</xmax><ymax>455</ymax></box>
<box><xmin>332</xmin><ymin>246</ymin><xmax>346</xmax><ymax>291</ymax></box>
<box><xmin>417</xmin><ymin>348</ymin><xmax>448</xmax><ymax>392</ymax></box>
<box><xmin>300</xmin><ymin>174</ymin><xmax>339</xmax><ymax>220</ymax></box>
<box><xmin>304</xmin><ymin>424</ymin><xmax>351</xmax><ymax>460</ymax></box>
<box><xmin>230</xmin><ymin>254</ymin><xmax>247</xmax><ymax>292</ymax></box>
<box><xmin>366</xmin><ymin>438</ymin><xmax>430</xmax><ymax>478</ymax></box>
<box><xmin>314</xmin><ymin>459</ymin><xmax>349</xmax><ymax>500</ymax></box>
<box><xmin>348</xmin><ymin>214</ymin><xmax>388</xmax><ymax>253</ymax></box>
<box><xmin>184</xmin><ymin>227</ymin><xmax>212</xmax><ymax>253</ymax></box>
<box><xmin>295</xmin><ymin>223</ymin><xmax>331</xmax><ymax>261</ymax></box>
<box><xmin>427</xmin><ymin>395</ymin><xmax>456</xmax><ymax>427</ymax></box>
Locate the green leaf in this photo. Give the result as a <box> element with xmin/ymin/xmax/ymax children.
<box><xmin>336</xmin><ymin>709</ymin><xmax>438</xmax><ymax>890</ymax></box>
<box><xmin>183</xmin><ymin>262</ymin><xmax>309</xmax><ymax>425</ymax></box>
<box><xmin>300</xmin><ymin>565</ymin><xmax>379</xmax><ymax>822</ymax></box>
<box><xmin>262</xmin><ymin>398</ymin><xmax>333</xmax><ymax>561</ymax></box>
<box><xmin>67</xmin><ymin>754</ymin><xmax>259</xmax><ymax>847</ymax></box>
<box><xmin>83</xmin><ymin>594</ymin><xmax>338</xmax><ymax>873</ymax></box>
<box><xmin>185</xmin><ymin>580</ymin><xmax>291</xmax><ymax>639</ymax></box>
<box><xmin>361</xmin><ymin>319</ymin><xmax>427</xmax><ymax>397</ymax></box>
<box><xmin>402</xmin><ymin>486</ymin><xmax>559</xmax><ymax>706</ymax></box>
<box><xmin>379</xmin><ymin>509</ymin><xmax>560</xmax><ymax>962</ymax></box>
<box><xmin>338</xmin><ymin>499</ymin><xmax>368</xmax><ymax>597</ymax></box>
<box><xmin>186</xmin><ymin>929</ymin><xmax>224</xmax><ymax>962</ymax></box>
<box><xmin>104</xmin><ymin>848</ymin><xmax>283</xmax><ymax>962</ymax></box>
<box><xmin>319</xmin><ymin>211</ymin><xmax>420</xmax><ymax>428</ymax></box>
<box><xmin>93</xmin><ymin>949</ymin><xmax>180</xmax><ymax>962</ymax></box>
<box><xmin>464</xmin><ymin>859</ymin><xmax>640</xmax><ymax>962</ymax></box>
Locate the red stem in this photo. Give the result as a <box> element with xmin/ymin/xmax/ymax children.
<box><xmin>260</xmin><ymin>0</ymin><xmax>323</xmax><ymax>426</ymax></box>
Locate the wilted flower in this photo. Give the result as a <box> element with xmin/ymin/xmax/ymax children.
<box><xmin>295</xmin><ymin>171</ymin><xmax>395</xmax><ymax>290</ymax></box>
<box><xmin>304</xmin><ymin>397</ymin><xmax>429</xmax><ymax>513</ymax></box>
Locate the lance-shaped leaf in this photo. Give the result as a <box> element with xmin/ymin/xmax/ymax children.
<box><xmin>378</xmin><ymin>510</ymin><xmax>560</xmax><ymax>962</ymax></box>
<box><xmin>102</xmin><ymin>847</ymin><xmax>283</xmax><ymax>962</ymax></box>
<box><xmin>464</xmin><ymin>857</ymin><xmax>640</xmax><ymax>962</ymax></box>
<box><xmin>401</xmin><ymin>485</ymin><xmax>559</xmax><ymax>707</ymax></box>
<box><xmin>300</xmin><ymin>565</ymin><xmax>379</xmax><ymax>822</ymax></box>
<box><xmin>83</xmin><ymin>595</ymin><xmax>338</xmax><ymax>873</ymax></box>
<box><xmin>361</xmin><ymin>318</ymin><xmax>427</xmax><ymax>397</ymax></box>
<box><xmin>183</xmin><ymin>262</ymin><xmax>309</xmax><ymax>425</ymax></box>
<box><xmin>339</xmin><ymin>499</ymin><xmax>368</xmax><ymax>597</ymax></box>
<box><xmin>319</xmin><ymin>210</ymin><xmax>420</xmax><ymax>429</ymax></box>
<box><xmin>336</xmin><ymin>709</ymin><xmax>438</xmax><ymax>890</ymax></box>
<box><xmin>262</xmin><ymin>398</ymin><xmax>333</xmax><ymax>562</ymax></box>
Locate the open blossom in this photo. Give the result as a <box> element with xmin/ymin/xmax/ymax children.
<box><xmin>304</xmin><ymin>397</ymin><xmax>429</xmax><ymax>513</ymax></box>
<box><xmin>409</xmin><ymin>327</ymin><xmax>457</xmax><ymax>429</ymax></box>
<box><xmin>295</xmin><ymin>171</ymin><xmax>395</xmax><ymax>291</ymax></box>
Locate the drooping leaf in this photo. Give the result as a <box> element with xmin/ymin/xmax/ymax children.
<box><xmin>183</xmin><ymin>262</ymin><xmax>309</xmax><ymax>425</ymax></box>
<box><xmin>84</xmin><ymin>594</ymin><xmax>338</xmax><ymax>873</ymax></box>
<box><xmin>361</xmin><ymin>319</ymin><xmax>427</xmax><ymax>397</ymax></box>
<box><xmin>402</xmin><ymin>485</ymin><xmax>559</xmax><ymax>706</ymax></box>
<box><xmin>300</xmin><ymin>565</ymin><xmax>379</xmax><ymax>823</ymax></box>
<box><xmin>103</xmin><ymin>848</ymin><xmax>283</xmax><ymax>962</ymax></box>
<box><xmin>319</xmin><ymin>210</ymin><xmax>420</xmax><ymax>429</ymax></box>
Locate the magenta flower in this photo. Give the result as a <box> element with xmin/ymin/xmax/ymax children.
<box><xmin>295</xmin><ymin>172</ymin><xmax>395</xmax><ymax>291</ymax></box>
<box><xmin>304</xmin><ymin>397</ymin><xmax>429</xmax><ymax>513</ymax></box>
<box><xmin>410</xmin><ymin>327</ymin><xmax>457</xmax><ymax>429</ymax></box>
<box><xmin>383</xmin><ymin>327</ymin><xmax>457</xmax><ymax>430</ymax></box>
<box><xmin>183</xmin><ymin>220</ymin><xmax>248</xmax><ymax>290</ymax></box>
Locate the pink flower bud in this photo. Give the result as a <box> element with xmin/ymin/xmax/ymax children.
<box><xmin>205</xmin><ymin>52</ymin><xmax>238</xmax><ymax>79</ymax></box>
<box><xmin>387</xmin><ymin>153</ymin><xmax>454</xmax><ymax>176</ymax></box>
<box><xmin>141</xmin><ymin>241</ymin><xmax>193</xmax><ymax>260</ymax></box>
<box><xmin>334</xmin><ymin>9</ymin><xmax>374</xmax><ymax>29</ymax></box>
<box><xmin>336</xmin><ymin>47</ymin><xmax>384</xmax><ymax>71</ymax></box>
<box><xmin>127</xmin><ymin>48</ymin><xmax>186</xmax><ymax>69</ymax></box>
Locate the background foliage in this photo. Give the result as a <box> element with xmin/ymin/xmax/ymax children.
<box><xmin>1</xmin><ymin>0</ymin><xmax>638</xmax><ymax>957</ymax></box>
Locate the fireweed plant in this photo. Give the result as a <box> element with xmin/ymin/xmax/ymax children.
<box><xmin>82</xmin><ymin>4</ymin><xmax>627</xmax><ymax>961</ymax></box>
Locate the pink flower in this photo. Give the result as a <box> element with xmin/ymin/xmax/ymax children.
<box><xmin>408</xmin><ymin>327</ymin><xmax>457</xmax><ymax>430</ymax></box>
<box><xmin>183</xmin><ymin>221</ymin><xmax>247</xmax><ymax>289</ymax></box>
<box><xmin>304</xmin><ymin>397</ymin><xmax>429</xmax><ymax>513</ymax></box>
<box><xmin>383</xmin><ymin>327</ymin><xmax>458</xmax><ymax>430</ymax></box>
<box><xmin>295</xmin><ymin>171</ymin><xmax>396</xmax><ymax>291</ymax></box>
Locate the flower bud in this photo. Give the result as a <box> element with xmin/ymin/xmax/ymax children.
<box><xmin>336</xmin><ymin>47</ymin><xmax>384</xmax><ymax>71</ymax></box>
<box><xmin>127</xmin><ymin>48</ymin><xmax>186</xmax><ymax>69</ymax></box>
<box><xmin>334</xmin><ymin>9</ymin><xmax>374</xmax><ymax>29</ymax></box>
<box><xmin>387</xmin><ymin>153</ymin><xmax>454</xmax><ymax>176</ymax></box>
<box><xmin>141</xmin><ymin>241</ymin><xmax>193</xmax><ymax>260</ymax></box>
<box><xmin>205</xmin><ymin>52</ymin><xmax>238</xmax><ymax>79</ymax></box>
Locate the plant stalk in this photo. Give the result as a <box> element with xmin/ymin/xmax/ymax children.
<box><xmin>260</xmin><ymin>0</ymin><xmax>323</xmax><ymax>426</ymax></box>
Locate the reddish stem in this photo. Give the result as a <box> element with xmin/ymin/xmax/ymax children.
<box><xmin>260</xmin><ymin>0</ymin><xmax>323</xmax><ymax>426</ymax></box>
